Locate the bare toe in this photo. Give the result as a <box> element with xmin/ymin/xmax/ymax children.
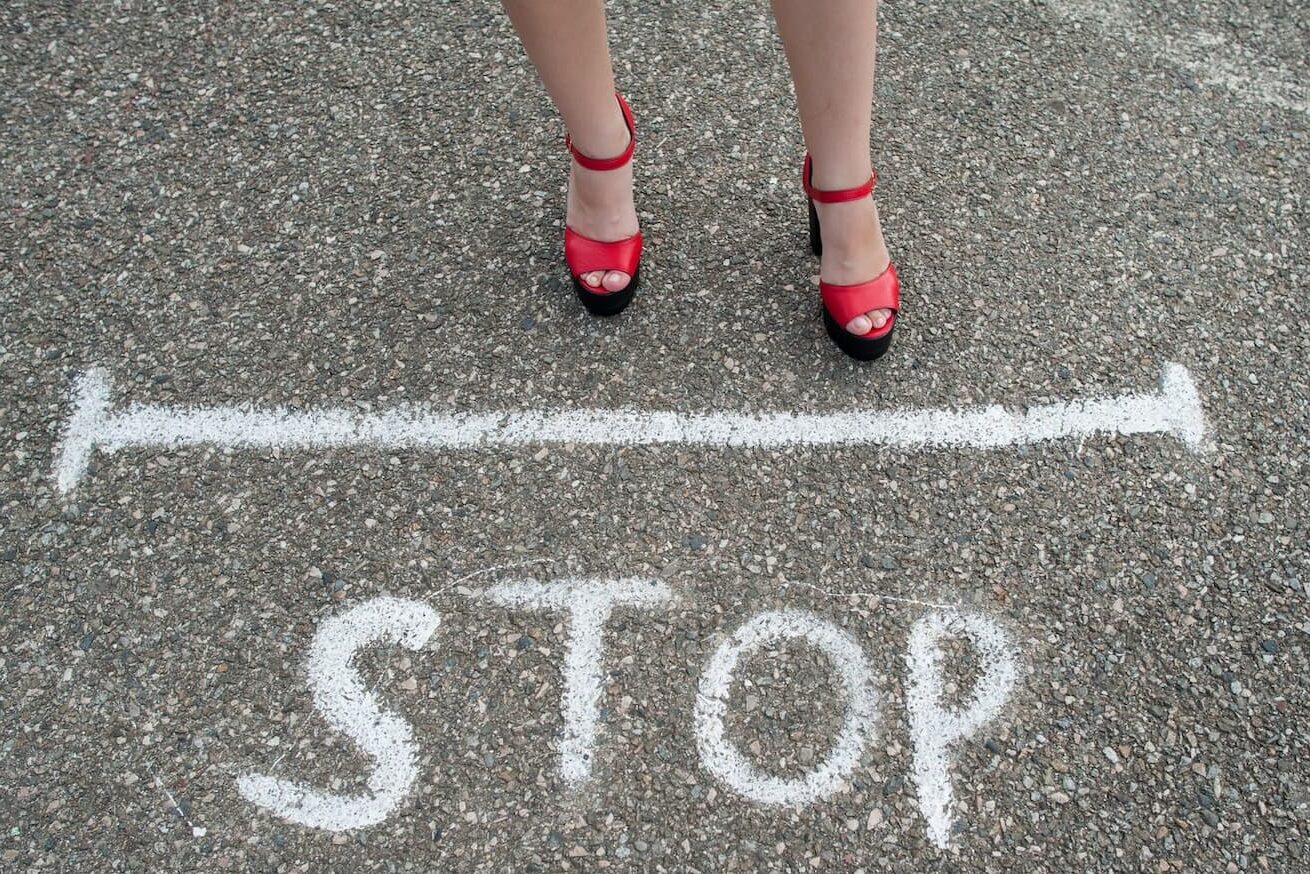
<box><xmin>602</xmin><ymin>270</ymin><xmax>631</xmax><ymax>292</ymax></box>
<box><xmin>868</xmin><ymin>308</ymin><xmax>891</xmax><ymax>330</ymax></box>
<box><xmin>846</xmin><ymin>314</ymin><xmax>873</xmax><ymax>335</ymax></box>
<box><xmin>581</xmin><ymin>271</ymin><xmax>603</xmax><ymax>288</ymax></box>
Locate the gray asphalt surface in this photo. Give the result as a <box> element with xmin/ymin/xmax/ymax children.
<box><xmin>2</xmin><ymin>0</ymin><xmax>1308</xmax><ymax>870</ymax></box>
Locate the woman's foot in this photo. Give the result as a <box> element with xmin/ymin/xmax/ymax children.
<box><xmin>565</xmin><ymin>105</ymin><xmax>639</xmax><ymax>292</ymax></box>
<box><xmin>812</xmin><ymin>195</ymin><xmax>892</xmax><ymax>335</ymax></box>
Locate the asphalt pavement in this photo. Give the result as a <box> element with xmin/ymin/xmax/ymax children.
<box><xmin>1</xmin><ymin>0</ymin><xmax>1307</xmax><ymax>870</ymax></box>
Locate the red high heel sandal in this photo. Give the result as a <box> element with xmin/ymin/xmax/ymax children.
<box><xmin>803</xmin><ymin>153</ymin><xmax>900</xmax><ymax>361</ymax></box>
<box><xmin>563</xmin><ymin>92</ymin><xmax>642</xmax><ymax>317</ymax></box>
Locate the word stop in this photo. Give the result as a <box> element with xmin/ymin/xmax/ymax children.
<box><xmin>238</xmin><ymin>579</ymin><xmax>1018</xmax><ymax>848</ymax></box>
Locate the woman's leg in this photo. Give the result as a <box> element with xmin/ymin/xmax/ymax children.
<box><xmin>772</xmin><ymin>0</ymin><xmax>891</xmax><ymax>335</ymax></box>
<box><xmin>501</xmin><ymin>0</ymin><xmax>638</xmax><ymax>291</ymax></box>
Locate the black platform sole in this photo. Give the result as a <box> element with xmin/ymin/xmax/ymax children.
<box><xmin>573</xmin><ymin>266</ymin><xmax>639</xmax><ymax>317</ymax></box>
<box><xmin>823</xmin><ymin>308</ymin><xmax>894</xmax><ymax>361</ymax></box>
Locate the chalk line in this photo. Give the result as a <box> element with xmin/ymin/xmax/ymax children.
<box><xmin>149</xmin><ymin>764</ymin><xmax>208</xmax><ymax>838</ymax></box>
<box><xmin>53</xmin><ymin>363</ymin><xmax>1207</xmax><ymax>493</ymax></box>
<box><xmin>1051</xmin><ymin>0</ymin><xmax>1309</xmax><ymax>114</ymax></box>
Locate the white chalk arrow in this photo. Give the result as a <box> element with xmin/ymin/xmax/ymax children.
<box><xmin>53</xmin><ymin>364</ymin><xmax>1208</xmax><ymax>495</ymax></box>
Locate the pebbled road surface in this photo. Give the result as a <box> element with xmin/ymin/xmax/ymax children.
<box><xmin>1</xmin><ymin>0</ymin><xmax>1307</xmax><ymax>870</ymax></box>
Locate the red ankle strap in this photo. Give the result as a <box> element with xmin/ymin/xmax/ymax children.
<box><xmin>802</xmin><ymin>152</ymin><xmax>876</xmax><ymax>203</ymax></box>
<box><xmin>565</xmin><ymin>92</ymin><xmax>636</xmax><ymax>172</ymax></box>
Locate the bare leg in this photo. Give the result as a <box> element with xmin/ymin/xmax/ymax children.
<box><xmin>772</xmin><ymin>0</ymin><xmax>891</xmax><ymax>335</ymax></box>
<box><xmin>501</xmin><ymin>0</ymin><xmax>638</xmax><ymax>291</ymax></box>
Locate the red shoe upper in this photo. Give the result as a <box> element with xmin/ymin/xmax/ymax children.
<box><xmin>564</xmin><ymin>227</ymin><xmax>643</xmax><ymax>279</ymax></box>
<box><xmin>819</xmin><ymin>264</ymin><xmax>899</xmax><ymax>339</ymax></box>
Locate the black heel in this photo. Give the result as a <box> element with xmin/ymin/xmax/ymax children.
<box><xmin>808</xmin><ymin>199</ymin><xmax>822</xmax><ymax>257</ymax></box>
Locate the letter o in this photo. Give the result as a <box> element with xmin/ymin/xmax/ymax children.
<box><xmin>693</xmin><ymin>609</ymin><xmax>878</xmax><ymax>807</ymax></box>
